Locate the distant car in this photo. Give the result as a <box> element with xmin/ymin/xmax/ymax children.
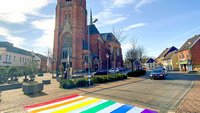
<box><xmin>156</xmin><ymin>67</ymin><xmax>168</xmax><ymax>76</ymax></box>
<box><xmin>92</xmin><ymin>69</ymin><xmax>109</xmax><ymax>75</ymax></box>
<box><xmin>150</xmin><ymin>69</ymin><xmax>166</xmax><ymax>80</ymax></box>
<box><xmin>116</xmin><ymin>67</ymin><xmax>126</xmax><ymax>72</ymax></box>
<box><xmin>109</xmin><ymin>68</ymin><xmax>120</xmax><ymax>74</ymax></box>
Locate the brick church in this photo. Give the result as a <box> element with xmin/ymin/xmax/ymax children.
<box><xmin>53</xmin><ymin>0</ymin><xmax>123</xmax><ymax>73</ymax></box>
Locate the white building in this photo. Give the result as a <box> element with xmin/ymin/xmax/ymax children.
<box><xmin>0</xmin><ymin>42</ymin><xmax>33</xmax><ymax>67</ymax></box>
<box><xmin>145</xmin><ymin>58</ymin><xmax>156</xmax><ymax>70</ymax></box>
<box><xmin>0</xmin><ymin>42</ymin><xmax>48</xmax><ymax>71</ymax></box>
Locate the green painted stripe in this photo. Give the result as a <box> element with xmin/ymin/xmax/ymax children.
<box><xmin>81</xmin><ymin>100</ymin><xmax>116</xmax><ymax>113</ymax></box>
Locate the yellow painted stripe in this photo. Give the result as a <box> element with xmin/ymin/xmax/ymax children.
<box><xmin>29</xmin><ymin>96</ymin><xmax>88</xmax><ymax>113</ymax></box>
<box><xmin>51</xmin><ymin>98</ymin><xmax>101</xmax><ymax>113</ymax></box>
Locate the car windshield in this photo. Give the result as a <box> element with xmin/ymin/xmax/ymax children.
<box><xmin>152</xmin><ymin>70</ymin><xmax>162</xmax><ymax>73</ymax></box>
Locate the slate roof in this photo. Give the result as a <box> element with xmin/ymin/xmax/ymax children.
<box><xmin>88</xmin><ymin>24</ymin><xmax>100</xmax><ymax>35</ymax></box>
<box><xmin>0</xmin><ymin>42</ymin><xmax>32</xmax><ymax>56</ymax></box>
<box><xmin>163</xmin><ymin>50</ymin><xmax>177</xmax><ymax>60</ymax></box>
<box><xmin>34</xmin><ymin>53</ymin><xmax>47</xmax><ymax>60</ymax></box>
<box><xmin>157</xmin><ymin>46</ymin><xmax>178</xmax><ymax>58</ymax></box>
<box><xmin>157</xmin><ymin>49</ymin><xmax>169</xmax><ymax>58</ymax></box>
<box><xmin>100</xmin><ymin>33</ymin><xmax>119</xmax><ymax>43</ymax></box>
<box><xmin>146</xmin><ymin>58</ymin><xmax>156</xmax><ymax>63</ymax></box>
<box><xmin>178</xmin><ymin>35</ymin><xmax>200</xmax><ymax>52</ymax></box>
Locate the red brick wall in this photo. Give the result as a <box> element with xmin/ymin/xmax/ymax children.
<box><xmin>191</xmin><ymin>39</ymin><xmax>200</xmax><ymax>65</ymax></box>
<box><xmin>177</xmin><ymin>50</ymin><xmax>190</xmax><ymax>61</ymax></box>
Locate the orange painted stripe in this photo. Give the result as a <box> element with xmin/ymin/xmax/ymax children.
<box><xmin>24</xmin><ymin>94</ymin><xmax>79</xmax><ymax>109</ymax></box>
<box><xmin>29</xmin><ymin>96</ymin><xmax>88</xmax><ymax>113</ymax></box>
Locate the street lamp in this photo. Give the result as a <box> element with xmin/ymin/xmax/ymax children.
<box><xmin>87</xmin><ymin>9</ymin><xmax>98</xmax><ymax>86</ymax></box>
<box><xmin>51</xmin><ymin>57</ymin><xmax>57</xmax><ymax>78</ymax></box>
<box><xmin>106</xmin><ymin>53</ymin><xmax>109</xmax><ymax>74</ymax></box>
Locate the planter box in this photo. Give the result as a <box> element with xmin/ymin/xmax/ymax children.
<box><xmin>37</xmin><ymin>73</ymin><xmax>44</xmax><ymax>77</ymax></box>
<box><xmin>42</xmin><ymin>80</ymin><xmax>51</xmax><ymax>84</ymax></box>
<box><xmin>22</xmin><ymin>83</ymin><xmax>44</xmax><ymax>94</ymax></box>
<box><xmin>0</xmin><ymin>83</ymin><xmax>22</xmax><ymax>91</ymax></box>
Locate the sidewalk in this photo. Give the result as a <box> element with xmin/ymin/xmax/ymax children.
<box><xmin>176</xmin><ymin>80</ymin><xmax>200</xmax><ymax>113</ymax></box>
<box><xmin>0</xmin><ymin>73</ymin><xmax>145</xmax><ymax>113</ymax></box>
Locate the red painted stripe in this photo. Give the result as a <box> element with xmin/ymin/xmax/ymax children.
<box><xmin>24</xmin><ymin>94</ymin><xmax>79</xmax><ymax>109</ymax></box>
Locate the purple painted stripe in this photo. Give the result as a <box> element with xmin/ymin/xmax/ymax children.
<box><xmin>141</xmin><ymin>109</ymin><xmax>158</xmax><ymax>113</ymax></box>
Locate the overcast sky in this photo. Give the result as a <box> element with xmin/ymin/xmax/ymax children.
<box><xmin>0</xmin><ymin>0</ymin><xmax>200</xmax><ymax>58</ymax></box>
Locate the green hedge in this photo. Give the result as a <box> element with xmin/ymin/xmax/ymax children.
<box><xmin>60</xmin><ymin>78</ymin><xmax>91</xmax><ymax>89</ymax></box>
<box><xmin>60</xmin><ymin>74</ymin><xmax>127</xmax><ymax>89</ymax></box>
<box><xmin>127</xmin><ymin>70</ymin><xmax>146</xmax><ymax>77</ymax></box>
<box><xmin>92</xmin><ymin>74</ymin><xmax>127</xmax><ymax>83</ymax></box>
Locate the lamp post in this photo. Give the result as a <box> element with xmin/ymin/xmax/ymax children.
<box><xmin>51</xmin><ymin>57</ymin><xmax>57</xmax><ymax>78</ymax></box>
<box><xmin>106</xmin><ymin>53</ymin><xmax>109</xmax><ymax>74</ymax></box>
<box><xmin>88</xmin><ymin>9</ymin><xmax>98</xmax><ymax>86</ymax></box>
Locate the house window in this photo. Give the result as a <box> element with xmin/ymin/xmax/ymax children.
<box><xmin>9</xmin><ymin>55</ymin><xmax>11</xmax><ymax>61</ymax></box>
<box><xmin>14</xmin><ymin>56</ymin><xmax>16</xmax><ymax>62</ymax></box>
<box><xmin>6</xmin><ymin>55</ymin><xmax>8</xmax><ymax>61</ymax></box>
<box><xmin>182</xmin><ymin>53</ymin><xmax>184</xmax><ymax>59</ymax></box>
<box><xmin>20</xmin><ymin>57</ymin><xmax>22</xmax><ymax>62</ymax></box>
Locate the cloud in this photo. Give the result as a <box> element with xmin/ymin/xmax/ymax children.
<box><xmin>31</xmin><ymin>18</ymin><xmax>55</xmax><ymax>50</ymax></box>
<box><xmin>135</xmin><ymin>0</ymin><xmax>155</xmax><ymax>11</ymax></box>
<box><xmin>94</xmin><ymin>10</ymin><xmax>128</xmax><ymax>27</ymax></box>
<box><xmin>0</xmin><ymin>27</ymin><xmax>25</xmax><ymax>47</ymax></box>
<box><xmin>94</xmin><ymin>0</ymin><xmax>133</xmax><ymax>27</ymax></box>
<box><xmin>111</xmin><ymin>0</ymin><xmax>135</xmax><ymax>8</ymax></box>
<box><xmin>0</xmin><ymin>0</ymin><xmax>53</xmax><ymax>23</ymax></box>
<box><xmin>123</xmin><ymin>23</ymin><xmax>147</xmax><ymax>31</ymax></box>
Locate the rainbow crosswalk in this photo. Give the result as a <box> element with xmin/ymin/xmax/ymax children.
<box><xmin>24</xmin><ymin>94</ymin><xmax>157</xmax><ymax>113</ymax></box>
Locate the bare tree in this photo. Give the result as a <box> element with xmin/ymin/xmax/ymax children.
<box><xmin>111</xmin><ymin>28</ymin><xmax>127</xmax><ymax>72</ymax></box>
<box><xmin>125</xmin><ymin>40</ymin><xmax>139</xmax><ymax>71</ymax></box>
<box><xmin>138</xmin><ymin>45</ymin><xmax>144</xmax><ymax>62</ymax></box>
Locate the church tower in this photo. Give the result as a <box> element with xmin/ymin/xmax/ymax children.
<box><xmin>53</xmin><ymin>0</ymin><xmax>87</xmax><ymax>72</ymax></box>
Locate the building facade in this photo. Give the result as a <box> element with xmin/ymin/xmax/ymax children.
<box><xmin>53</xmin><ymin>0</ymin><xmax>123</xmax><ymax>73</ymax></box>
<box><xmin>156</xmin><ymin>46</ymin><xmax>178</xmax><ymax>68</ymax></box>
<box><xmin>0</xmin><ymin>42</ymin><xmax>48</xmax><ymax>71</ymax></box>
<box><xmin>177</xmin><ymin>35</ymin><xmax>200</xmax><ymax>71</ymax></box>
<box><xmin>145</xmin><ymin>58</ymin><xmax>156</xmax><ymax>70</ymax></box>
<box><xmin>162</xmin><ymin>50</ymin><xmax>179</xmax><ymax>71</ymax></box>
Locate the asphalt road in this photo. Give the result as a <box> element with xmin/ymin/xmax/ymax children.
<box><xmin>84</xmin><ymin>72</ymin><xmax>199</xmax><ymax>113</ymax></box>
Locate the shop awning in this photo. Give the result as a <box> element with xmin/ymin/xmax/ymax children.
<box><xmin>179</xmin><ymin>61</ymin><xmax>188</xmax><ymax>65</ymax></box>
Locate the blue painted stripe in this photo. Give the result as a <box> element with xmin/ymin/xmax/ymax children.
<box><xmin>110</xmin><ymin>104</ymin><xmax>134</xmax><ymax>113</ymax></box>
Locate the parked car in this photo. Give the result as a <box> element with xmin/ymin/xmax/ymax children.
<box><xmin>150</xmin><ymin>69</ymin><xmax>166</xmax><ymax>80</ymax></box>
<box><xmin>92</xmin><ymin>69</ymin><xmax>109</xmax><ymax>75</ymax></box>
<box><xmin>116</xmin><ymin>67</ymin><xmax>126</xmax><ymax>72</ymax></box>
<box><xmin>109</xmin><ymin>68</ymin><xmax>120</xmax><ymax>74</ymax></box>
<box><xmin>156</xmin><ymin>67</ymin><xmax>168</xmax><ymax>76</ymax></box>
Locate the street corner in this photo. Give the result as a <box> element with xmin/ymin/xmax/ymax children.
<box><xmin>24</xmin><ymin>94</ymin><xmax>158</xmax><ymax>113</ymax></box>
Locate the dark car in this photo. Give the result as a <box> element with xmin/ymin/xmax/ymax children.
<box><xmin>92</xmin><ymin>69</ymin><xmax>109</xmax><ymax>75</ymax></box>
<box><xmin>150</xmin><ymin>69</ymin><xmax>166</xmax><ymax>80</ymax></box>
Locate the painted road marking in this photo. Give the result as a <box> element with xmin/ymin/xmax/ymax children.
<box><xmin>110</xmin><ymin>104</ymin><xmax>133</xmax><ymax>113</ymax></box>
<box><xmin>126</xmin><ymin>107</ymin><xmax>145</xmax><ymax>113</ymax></box>
<box><xmin>24</xmin><ymin>94</ymin><xmax>158</xmax><ymax>113</ymax></box>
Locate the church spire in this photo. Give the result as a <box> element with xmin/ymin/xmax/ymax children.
<box><xmin>90</xmin><ymin>9</ymin><xmax>93</xmax><ymax>25</ymax></box>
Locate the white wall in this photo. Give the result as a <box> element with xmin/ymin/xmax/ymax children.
<box><xmin>0</xmin><ymin>50</ymin><xmax>32</xmax><ymax>67</ymax></box>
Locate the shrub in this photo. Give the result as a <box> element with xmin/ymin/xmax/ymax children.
<box><xmin>60</xmin><ymin>78</ymin><xmax>93</xmax><ymax>89</ymax></box>
<box><xmin>38</xmin><ymin>73</ymin><xmax>44</xmax><ymax>77</ymax></box>
<box><xmin>60</xmin><ymin>79</ymin><xmax>76</xmax><ymax>89</ymax></box>
<box><xmin>75</xmin><ymin>78</ymin><xmax>89</xmax><ymax>87</ymax></box>
<box><xmin>93</xmin><ymin>74</ymin><xmax>127</xmax><ymax>83</ymax></box>
<box><xmin>127</xmin><ymin>70</ymin><xmax>146</xmax><ymax>77</ymax></box>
